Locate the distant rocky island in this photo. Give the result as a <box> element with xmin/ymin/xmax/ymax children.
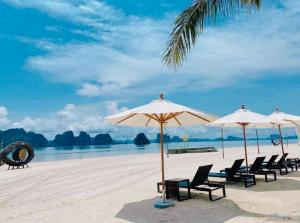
<box><xmin>0</xmin><ymin>128</ymin><xmax>48</xmax><ymax>147</ymax></box>
<box><xmin>134</xmin><ymin>133</ymin><xmax>150</xmax><ymax>145</ymax></box>
<box><xmin>0</xmin><ymin>129</ymin><xmax>115</xmax><ymax>148</ymax></box>
<box><xmin>0</xmin><ymin>128</ymin><xmax>297</xmax><ymax>148</ymax></box>
<box><xmin>51</xmin><ymin>131</ymin><xmax>113</xmax><ymax>146</ymax></box>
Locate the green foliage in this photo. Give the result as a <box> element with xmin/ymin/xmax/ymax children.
<box><xmin>163</xmin><ymin>0</ymin><xmax>261</xmax><ymax>68</ymax></box>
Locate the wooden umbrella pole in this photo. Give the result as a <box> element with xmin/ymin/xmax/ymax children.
<box><xmin>278</xmin><ymin>125</ymin><xmax>285</xmax><ymax>156</ymax></box>
<box><xmin>242</xmin><ymin>125</ymin><xmax>249</xmax><ymax>168</ymax></box>
<box><xmin>160</xmin><ymin>118</ymin><xmax>166</xmax><ymax>201</ymax></box>
<box><xmin>255</xmin><ymin>129</ymin><xmax>260</xmax><ymax>154</ymax></box>
<box><xmin>221</xmin><ymin>128</ymin><xmax>224</xmax><ymax>159</ymax></box>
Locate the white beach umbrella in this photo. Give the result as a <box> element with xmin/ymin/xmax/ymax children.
<box><xmin>211</xmin><ymin>105</ymin><xmax>272</xmax><ymax>167</ymax></box>
<box><xmin>105</xmin><ymin>94</ymin><xmax>217</xmax><ymax>207</ymax></box>
<box><xmin>248</xmin><ymin>113</ymin><xmax>290</xmax><ymax>155</ymax></box>
<box><xmin>269</xmin><ymin>109</ymin><xmax>300</xmax><ymax>126</ymax></box>
<box><xmin>106</xmin><ymin>96</ymin><xmax>217</xmax><ymax>127</ymax></box>
<box><xmin>268</xmin><ymin>109</ymin><xmax>300</xmax><ymax>155</ymax></box>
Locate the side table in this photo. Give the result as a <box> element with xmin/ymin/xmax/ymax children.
<box><xmin>165</xmin><ymin>178</ymin><xmax>191</xmax><ymax>201</ymax></box>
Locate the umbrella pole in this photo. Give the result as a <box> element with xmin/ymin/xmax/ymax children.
<box><xmin>242</xmin><ymin>125</ymin><xmax>249</xmax><ymax>168</ymax></box>
<box><xmin>278</xmin><ymin>125</ymin><xmax>285</xmax><ymax>156</ymax></box>
<box><xmin>255</xmin><ymin>129</ymin><xmax>260</xmax><ymax>154</ymax></box>
<box><xmin>221</xmin><ymin>128</ymin><xmax>224</xmax><ymax>159</ymax></box>
<box><xmin>160</xmin><ymin>120</ymin><xmax>166</xmax><ymax>202</ymax></box>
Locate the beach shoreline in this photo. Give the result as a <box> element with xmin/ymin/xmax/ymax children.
<box><xmin>1</xmin><ymin>144</ymin><xmax>299</xmax><ymax>223</ymax></box>
<box><xmin>30</xmin><ymin>139</ymin><xmax>299</xmax><ymax>163</ymax></box>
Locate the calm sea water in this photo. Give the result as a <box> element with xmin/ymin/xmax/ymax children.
<box><xmin>33</xmin><ymin>139</ymin><xmax>297</xmax><ymax>162</ymax></box>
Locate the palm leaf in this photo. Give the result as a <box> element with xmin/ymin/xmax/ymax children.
<box><xmin>163</xmin><ymin>0</ymin><xmax>261</xmax><ymax>68</ymax></box>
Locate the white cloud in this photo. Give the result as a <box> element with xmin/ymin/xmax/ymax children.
<box><xmin>0</xmin><ymin>102</ymin><xmax>216</xmax><ymax>139</ymax></box>
<box><xmin>0</xmin><ymin>106</ymin><xmax>8</xmax><ymax>118</ymax></box>
<box><xmin>3</xmin><ymin>0</ymin><xmax>123</xmax><ymax>30</ymax></box>
<box><xmin>0</xmin><ymin>106</ymin><xmax>10</xmax><ymax>126</ymax></box>
<box><xmin>56</xmin><ymin>104</ymin><xmax>76</xmax><ymax>119</ymax></box>
<box><xmin>10</xmin><ymin>103</ymin><xmax>108</xmax><ymax>138</ymax></box>
<box><xmin>77</xmin><ymin>83</ymin><xmax>104</xmax><ymax>97</ymax></box>
<box><xmin>0</xmin><ymin>102</ymin><xmax>295</xmax><ymax>140</ymax></box>
<box><xmin>15</xmin><ymin>36</ymin><xmax>57</xmax><ymax>51</ymax></box>
<box><xmin>1</xmin><ymin>0</ymin><xmax>300</xmax><ymax>139</ymax></box>
<box><xmin>7</xmin><ymin>101</ymin><xmax>135</xmax><ymax>139</ymax></box>
<box><xmin>8</xmin><ymin>0</ymin><xmax>299</xmax><ymax>99</ymax></box>
<box><xmin>105</xmin><ymin>101</ymin><xmax>127</xmax><ymax>115</ymax></box>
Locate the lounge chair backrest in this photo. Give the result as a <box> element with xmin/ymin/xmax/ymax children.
<box><xmin>190</xmin><ymin>164</ymin><xmax>213</xmax><ymax>188</ymax></box>
<box><xmin>265</xmin><ymin>154</ymin><xmax>279</xmax><ymax>168</ymax></box>
<box><xmin>226</xmin><ymin>159</ymin><xmax>244</xmax><ymax>179</ymax></box>
<box><xmin>277</xmin><ymin>153</ymin><xmax>288</xmax><ymax>165</ymax></box>
<box><xmin>250</xmin><ymin>156</ymin><xmax>266</xmax><ymax>171</ymax></box>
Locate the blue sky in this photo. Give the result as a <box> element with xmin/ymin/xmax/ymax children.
<box><xmin>0</xmin><ymin>0</ymin><xmax>299</xmax><ymax>139</ymax></box>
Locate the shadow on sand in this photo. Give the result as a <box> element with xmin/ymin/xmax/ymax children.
<box><xmin>116</xmin><ymin>172</ymin><xmax>300</xmax><ymax>223</ymax></box>
<box><xmin>115</xmin><ymin>194</ymin><xmax>266</xmax><ymax>223</ymax></box>
<box><xmin>219</xmin><ymin>171</ymin><xmax>300</xmax><ymax>192</ymax></box>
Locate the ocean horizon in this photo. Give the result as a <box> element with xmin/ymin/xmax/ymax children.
<box><xmin>32</xmin><ymin>139</ymin><xmax>298</xmax><ymax>162</ymax></box>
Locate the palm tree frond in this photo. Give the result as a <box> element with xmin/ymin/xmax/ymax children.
<box><xmin>163</xmin><ymin>0</ymin><xmax>261</xmax><ymax>68</ymax></box>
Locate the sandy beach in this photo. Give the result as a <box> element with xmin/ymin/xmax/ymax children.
<box><xmin>0</xmin><ymin>144</ymin><xmax>299</xmax><ymax>223</ymax></box>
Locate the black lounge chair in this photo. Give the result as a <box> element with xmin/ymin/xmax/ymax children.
<box><xmin>262</xmin><ymin>154</ymin><xmax>279</xmax><ymax>169</ymax></box>
<box><xmin>275</xmin><ymin>153</ymin><xmax>298</xmax><ymax>172</ymax></box>
<box><xmin>283</xmin><ymin>154</ymin><xmax>298</xmax><ymax>171</ymax></box>
<box><xmin>284</xmin><ymin>157</ymin><xmax>298</xmax><ymax>171</ymax></box>
<box><xmin>178</xmin><ymin>164</ymin><xmax>226</xmax><ymax>201</ymax></box>
<box><xmin>208</xmin><ymin>159</ymin><xmax>256</xmax><ymax>188</ymax></box>
<box><xmin>262</xmin><ymin>153</ymin><xmax>295</xmax><ymax>175</ymax></box>
<box><xmin>239</xmin><ymin>157</ymin><xmax>276</xmax><ymax>182</ymax></box>
<box><xmin>286</xmin><ymin>157</ymin><xmax>300</xmax><ymax>169</ymax></box>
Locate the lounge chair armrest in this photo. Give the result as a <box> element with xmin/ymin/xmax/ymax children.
<box><xmin>220</xmin><ymin>168</ymin><xmax>231</xmax><ymax>173</ymax></box>
<box><xmin>224</xmin><ymin>168</ymin><xmax>231</xmax><ymax>173</ymax></box>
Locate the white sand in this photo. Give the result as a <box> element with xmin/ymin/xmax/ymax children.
<box><xmin>0</xmin><ymin>144</ymin><xmax>299</xmax><ymax>223</ymax></box>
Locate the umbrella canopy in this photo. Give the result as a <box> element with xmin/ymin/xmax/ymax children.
<box><xmin>255</xmin><ymin>115</ymin><xmax>290</xmax><ymax>155</ymax></box>
<box><xmin>269</xmin><ymin>109</ymin><xmax>300</xmax><ymax>126</ymax></box>
<box><xmin>250</xmin><ymin>113</ymin><xmax>290</xmax><ymax>155</ymax></box>
<box><xmin>211</xmin><ymin>105</ymin><xmax>271</xmax><ymax>167</ymax></box>
<box><xmin>212</xmin><ymin>106</ymin><xmax>274</xmax><ymax>128</ymax></box>
<box><xmin>106</xmin><ymin>96</ymin><xmax>217</xmax><ymax>127</ymax></box>
<box><xmin>268</xmin><ymin>109</ymin><xmax>300</xmax><ymax>156</ymax></box>
<box><xmin>105</xmin><ymin>94</ymin><xmax>217</xmax><ymax>203</ymax></box>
